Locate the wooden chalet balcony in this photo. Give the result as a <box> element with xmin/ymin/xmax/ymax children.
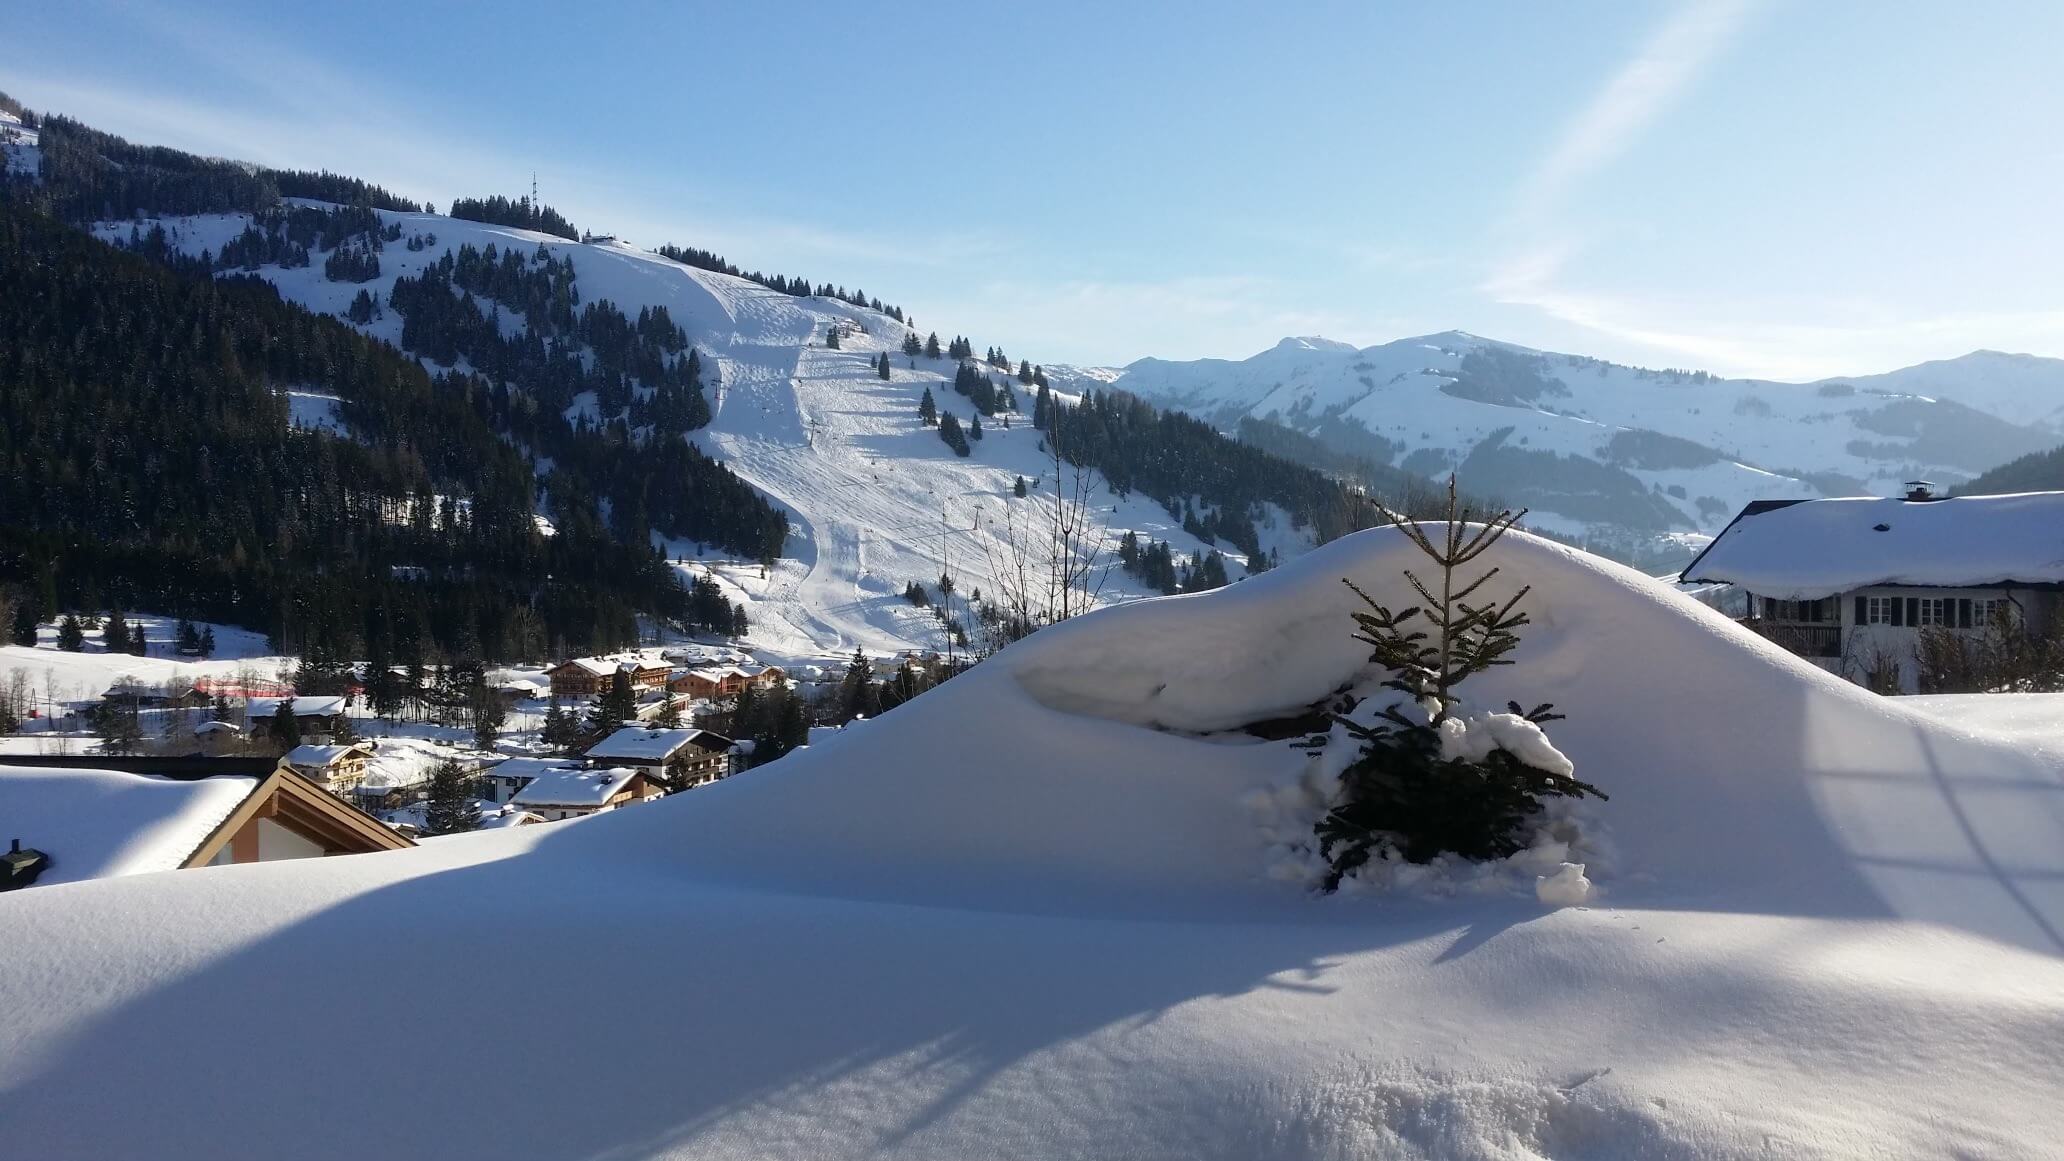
<box><xmin>1740</xmin><ymin>619</ymin><xmax>1842</xmax><ymax>658</ymax></box>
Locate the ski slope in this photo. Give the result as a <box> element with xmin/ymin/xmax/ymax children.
<box><xmin>2</xmin><ymin>527</ymin><xmax>2059</xmax><ymax>1159</ymax></box>
<box><xmin>102</xmin><ymin>211</ymin><xmax>1290</xmax><ymax>659</ymax></box>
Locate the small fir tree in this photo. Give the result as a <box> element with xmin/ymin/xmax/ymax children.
<box><xmin>270</xmin><ymin>699</ymin><xmax>303</xmax><ymax>752</ymax></box>
<box><xmin>918</xmin><ymin>387</ymin><xmax>938</xmax><ymax>427</ymax></box>
<box><xmin>1315</xmin><ymin>480</ymin><xmax>1606</xmax><ymax>887</ymax></box>
<box><xmin>102</xmin><ymin>609</ymin><xmax>129</xmax><ymax>653</ymax></box>
<box><xmin>423</xmin><ymin>758</ymin><xmax>482</xmax><ymax>835</ymax></box>
<box><xmin>57</xmin><ymin>614</ymin><xmax>84</xmax><ymax>651</ymax></box>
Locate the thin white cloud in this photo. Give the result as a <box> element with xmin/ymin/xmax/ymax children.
<box><xmin>1486</xmin><ymin>0</ymin><xmax>1768</xmax><ymax>367</ymax></box>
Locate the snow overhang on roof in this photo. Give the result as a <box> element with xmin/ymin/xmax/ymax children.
<box><xmin>1681</xmin><ymin>491</ymin><xmax>2064</xmax><ymax>600</ymax></box>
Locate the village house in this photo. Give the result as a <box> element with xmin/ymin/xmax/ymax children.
<box><xmin>667</xmin><ymin>664</ymin><xmax>784</xmax><ymax>701</ymax></box>
<box><xmin>246</xmin><ymin>695</ymin><xmax>350</xmax><ymax>742</ymax></box>
<box><xmin>478</xmin><ymin>756</ymin><xmax>586</xmax><ymax>805</ymax></box>
<box><xmin>544</xmin><ymin>654</ymin><xmax>673</xmax><ymax>698</ymax></box>
<box><xmin>1681</xmin><ymin>485</ymin><xmax>2064</xmax><ymax>692</ymax></box>
<box><xmin>192</xmin><ymin>720</ymin><xmax>245</xmax><ymax>755</ymax></box>
<box><xmin>0</xmin><ymin>757</ymin><xmax>413</xmax><ymax>890</ymax></box>
<box><xmin>583</xmin><ymin>725</ymin><xmax>736</xmax><ymax>786</ymax></box>
<box><xmin>494</xmin><ymin>677</ymin><xmax>550</xmax><ymax>707</ymax></box>
<box><xmin>508</xmin><ymin>765</ymin><xmax>666</xmax><ymax>821</ymax></box>
<box><xmin>280</xmin><ymin>742</ymin><xmax>375</xmax><ymax>795</ymax></box>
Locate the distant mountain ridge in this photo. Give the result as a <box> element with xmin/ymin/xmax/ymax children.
<box><xmin>1049</xmin><ymin>333</ymin><xmax>2064</xmax><ymax>547</ymax></box>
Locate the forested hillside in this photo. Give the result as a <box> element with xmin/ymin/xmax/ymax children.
<box><xmin>0</xmin><ymin>186</ymin><xmax>746</xmax><ymax>663</ymax></box>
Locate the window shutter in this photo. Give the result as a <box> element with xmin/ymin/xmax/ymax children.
<box><xmin>1890</xmin><ymin>598</ymin><xmax>1904</xmax><ymax>627</ymax></box>
<box><xmin>1905</xmin><ymin>597</ymin><xmax>1919</xmax><ymax>626</ymax></box>
<box><xmin>1959</xmin><ymin>599</ymin><xmax>1972</xmax><ymax>629</ymax></box>
<box><xmin>1854</xmin><ymin>596</ymin><xmax>1867</xmax><ymax>624</ymax></box>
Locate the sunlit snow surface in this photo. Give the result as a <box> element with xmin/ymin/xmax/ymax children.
<box><xmin>2</xmin><ymin>528</ymin><xmax>2060</xmax><ymax>1160</ymax></box>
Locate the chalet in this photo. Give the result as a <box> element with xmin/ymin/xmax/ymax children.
<box><xmin>192</xmin><ymin>720</ymin><xmax>244</xmax><ymax>755</ymax></box>
<box><xmin>495</xmin><ymin>677</ymin><xmax>550</xmax><ymax>706</ymax></box>
<box><xmin>667</xmin><ymin>664</ymin><xmax>783</xmax><ymax>701</ymax></box>
<box><xmin>509</xmin><ymin>765</ymin><xmax>665</xmax><ymax>821</ymax></box>
<box><xmin>99</xmin><ymin>682</ymin><xmax>210</xmax><ymax>710</ymax></box>
<box><xmin>479</xmin><ymin>756</ymin><xmax>585</xmax><ymax>805</ymax></box>
<box><xmin>0</xmin><ymin>758</ymin><xmax>413</xmax><ymax>890</ymax></box>
<box><xmin>583</xmin><ymin>725</ymin><xmax>735</xmax><ymax>786</ymax></box>
<box><xmin>247</xmin><ymin>696</ymin><xmax>349</xmax><ymax>741</ymax></box>
<box><xmin>280</xmin><ymin>742</ymin><xmax>374</xmax><ymax>794</ymax></box>
<box><xmin>1681</xmin><ymin>485</ymin><xmax>2064</xmax><ymax>692</ymax></box>
<box><xmin>545</xmin><ymin>654</ymin><xmax>673</xmax><ymax>697</ymax></box>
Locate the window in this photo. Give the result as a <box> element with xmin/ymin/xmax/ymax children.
<box><xmin>1865</xmin><ymin>596</ymin><xmax>1895</xmax><ymax>625</ymax></box>
<box><xmin>1916</xmin><ymin>598</ymin><xmax>1947</xmax><ymax>627</ymax></box>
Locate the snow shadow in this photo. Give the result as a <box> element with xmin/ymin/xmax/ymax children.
<box><xmin>0</xmin><ymin>833</ymin><xmax>1498</xmax><ymax>1160</ymax></box>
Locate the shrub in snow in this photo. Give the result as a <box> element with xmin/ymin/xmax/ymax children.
<box><xmin>1312</xmin><ymin>482</ymin><xmax>1606</xmax><ymax>890</ymax></box>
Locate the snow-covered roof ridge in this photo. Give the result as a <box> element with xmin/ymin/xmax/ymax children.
<box><xmin>509</xmin><ymin>765</ymin><xmax>640</xmax><ymax>808</ymax></box>
<box><xmin>1681</xmin><ymin>490</ymin><xmax>2064</xmax><ymax>598</ymax></box>
<box><xmin>582</xmin><ymin>726</ymin><xmax>725</xmax><ymax>762</ymax></box>
<box><xmin>0</xmin><ymin>766</ymin><xmax>256</xmax><ymax>885</ymax></box>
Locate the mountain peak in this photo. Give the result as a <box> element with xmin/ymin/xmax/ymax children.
<box><xmin>1271</xmin><ymin>335</ymin><xmax>1357</xmax><ymax>354</ymax></box>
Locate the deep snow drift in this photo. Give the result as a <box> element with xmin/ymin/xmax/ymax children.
<box><xmin>1</xmin><ymin>529</ymin><xmax>2061</xmax><ymax>1159</ymax></box>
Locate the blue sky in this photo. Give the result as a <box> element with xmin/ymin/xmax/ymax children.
<box><xmin>9</xmin><ymin>0</ymin><xmax>2064</xmax><ymax>377</ymax></box>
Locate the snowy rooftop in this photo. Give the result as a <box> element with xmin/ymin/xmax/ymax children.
<box><xmin>250</xmin><ymin>695</ymin><xmax>347</xmax><ymax>718</ymax></box>
<box><xmin>283</xmin><ymin>744</ymin><xmax>366</xmax><ymax>769</ymax></box>
<box><xmin>555</xmin><ymin>653</ymin><xmax>669</xmax><ymax>677</ymax></box>
<box><xmin>0</xmin><ymin>766</ymin><xmax>255</xmax><ymax>885</ymax></box>
<box><xmin>483</xmin><ymin>756</ymin><xmax>587</xmax><ymax>781</ymax></box>
<box><xmin>583</xmin><ymin>727</ymin><xmax>721</xmax><ymax>762</ymax></box>
<box><xmin>1681</xmin><ymin>491</ymin><xmax>2064</xmax><ymax>599</ymax></box>
<box><xmin>509</xmin><ymin>766</ymin><xmax>641</xmax><ymax>808</ymax></box>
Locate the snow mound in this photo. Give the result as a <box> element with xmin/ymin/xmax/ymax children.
<box><xmin>1</xmin><ymin>529</ymin><xmax>2061</xmax><ymax>1159</ymax></box>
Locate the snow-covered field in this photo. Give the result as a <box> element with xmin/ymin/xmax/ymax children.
<box><xmin>99</xmin><ymin>210</ymin><xmax>1279</xmax><ymax>659</ymax></box>
<box><xmin>2</xmin><ymin>527</ymin><xmax>2058</xmax><ymax>1159</ymax></box>
<box><xmin>0</xmin><ymin>615</ymin><xmax>287</xmax><ymax>722</ymax></box>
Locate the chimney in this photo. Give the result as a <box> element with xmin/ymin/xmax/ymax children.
<box><xmin>1903</xmin><ymin>480</ymin><xmax>1939</xmax><ymax>502</ymax></box>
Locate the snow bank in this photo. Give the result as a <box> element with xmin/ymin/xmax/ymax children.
<box><xmin>1</xmin><ymin>528</ymin><xmax>2061</xmax><ymax>1159</ymax></box>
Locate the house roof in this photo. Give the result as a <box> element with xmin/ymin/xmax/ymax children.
<box><xmin>192</xmin><ymin>720</ymin><xmax>243</xmax><ymax>735</ymax></box>
<box><xmin>583</xmin><ymin>726</ymin><xmax>726</xmax><ymax>762</ymax></box>
<box><xmin>551</xmin><ymin>653</ymin><xmax>670</xmax><ymax>678</ymax></box>
<box><xmin>1680</xmin><ymin>491</ymin><xmax>2064</xmax><ymax>600</ymax></box>
<box><xmin>283</xmin><ymin>743</ymin><xmax>371</xmax><ymax>769</ymax></box>
<box><xmin>510</xmin><ymin>766</ymin><xmax>642</xmax><ymax>808</ymax></box>
<box><xmin>482</xmin><ymin>756</ymin><xmax>586</xmax><ymax>781</ymax></box>
<box><xmin>251</xmin><ymin>696</ymin><xmax>347</xmax><ymax>718</ymax></box>
<box><xmin>0</xmin><ymin>766</ymin><xmax>256</xmax><ymax>885</ymax></box>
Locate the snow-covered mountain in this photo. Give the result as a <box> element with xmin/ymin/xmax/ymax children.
<box><xmin>1054</xmin><ymin>332</ymin><xmax>2064</xmax><ymax>546</ymax></box>
<box><xmin>101</xmin><ymin>207</ymin><xmax>1298</xmax><ymax>662</ymax></box>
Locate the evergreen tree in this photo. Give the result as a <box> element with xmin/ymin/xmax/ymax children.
<box><xmin>10</xmin><ymin>601</ymin><xmax>35</xmax><ymax>647</ymax></box>
<box><xmin>1018</xmin><ymin>359</ymin><xmax>1034</xmax><ymax>384</ymax></box>
<box><xmin>902</xmin><ymin>333</ymin><xmax>923</xmax><ymax>357</ymax></box>
<box><xmin>89</xmin><ymin>698</ymin><xmax>144</xmax><ymax>754</ymax></box>
<box><xmin>877</xmin><ymin>352</ymin><xmax>892</xmax><ymax>380</ymax></box>
<box><xmin>924</xmin><ymin>332</ymin><xmax>942</xmax><ymax>359</ymax></box>
<box><xmin>57</xmin><ymin>614</ymin><xmax>83</xmax><ymax>651</ymax></box>
<box><xmin>175</xmin><ymin>618</ymin><xmax>201</xmax><ymax>655</ymax></box>
<box><xmin>541</xmin><ymin>696</ymin><xmax>581</xmax><ymax>753</ymax></box>
<box><xmin>1314</xmin><ymin>483</ymin><xmax>1606</xmax><ymax>887</ymax></box>
<box><xmin>129</xmin><ymin>622</ymin><xmax>147</xmax><ymax>656</ymax></box>
<box><xmin>939</xmin><ymin>413</ymin><xmax>970</xmax><ymax>457</ymax></box>
<box><xmin>1013</xmin><ymin>475</ymin><xmax>1028</xmax><ymax>498</ymax></box>
<box><xmin>270</xmin><ymin>699</ymin><xmax>302</xmax><ymax>752</ymax></box>
<box><xmin>423</xmin><ymin>757</ymin><xmax>482</xmax><ymax>835</ymax></box>
<box><xmin>469</xmin><ymin>674</ymin><xmax>507</xmax><ymax>752</ymax></box>
<box><xmin>655</xmin><ymin>691</ymin><xmax>682</xmax><ymax>729</ymax></box>
<box><xmin>587</xmin><ymin>669</ymin><xmax>637</xmax><ymax>733</ymax></box>
<box><xmin>663</xmin><ymin>751</ymin><xmax>698</xmax><ymax>794</ymax></box>
<box><xmin>918</xmin><ymin>387</ymin><xmax>938</xmax><ymax>427</ymax></box>
<box><xmin>102</xmin><ymin>608</ymin><xmax>129</xmax><ymax>653</ymax></box>
<box><xmin>825</xmin><ymin>326</ymin><xmax>840</xmax><ymax>350</ymax></box>
<box><xmin>199</xmin><ymin>625</ymin><xmax>216</xmax><ymax>658</ymax></box>
<box><xmin>969</xmin><ymin>413</ymin><xmax>984</xmax><ymax>441</ymax></box>
<box><xmin>837</xmin><ymin>649</ymin><xmax>875</xmax><ymax>723</ymax></box>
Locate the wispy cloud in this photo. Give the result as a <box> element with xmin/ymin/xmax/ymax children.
<box><xmin>1485</xmin><ymin>0</ymin><xmax>1767</xmax><ymax>366</ymax></box>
